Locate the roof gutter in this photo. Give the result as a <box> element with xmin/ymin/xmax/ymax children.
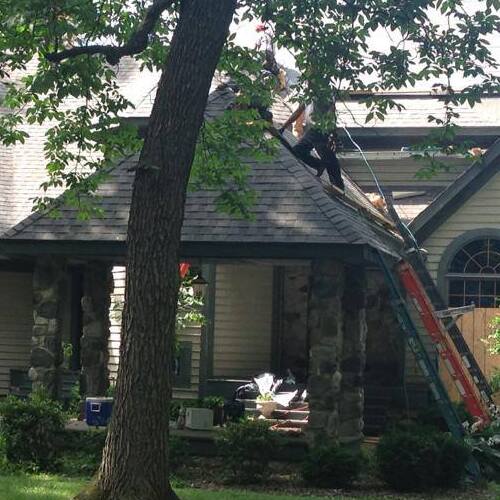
<box><xmin>0</xmin><ymin>239</ymin><xmax>379</xmax><ymax>264</ymax></box>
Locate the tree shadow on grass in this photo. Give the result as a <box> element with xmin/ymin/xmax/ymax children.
<box><xmin>0</xmin><ymin>473</ymin><xmax>87</xmax><ymax>500</ymax></box>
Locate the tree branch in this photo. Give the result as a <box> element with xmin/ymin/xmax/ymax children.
<box><xmin>46</xmin><ymin>0</ymin><xmax>174</xmax><ymax>64</ymax></box>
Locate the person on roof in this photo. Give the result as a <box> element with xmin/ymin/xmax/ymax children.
<box><xmin>255</xmin><ymin>23</ymin><xmax>287</xmax><ymax>91</ymax></box>
<box><xmin>280</xmin><ymin>98</ymin><xmax>344</xmax><ymax>191</ymax></box>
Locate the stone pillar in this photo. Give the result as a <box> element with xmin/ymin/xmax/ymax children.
<box><xmin>306</xmin><ymin>259</ymin><xmax>345</xmax><ymax>446</ymax></box>
<box><xmin>30</xmin><ymin>257</ymin><xmax>66</xmax><ymax>397</ymax></box>
<box><xmin>339</xmin><ymin>266</ymin><xmax>367</xmax><ymax>447</ymax></box>
<box><xmin>80</xmin><ymin>262</ymin><xmax>113</xmax><ymax>396</ymax></box>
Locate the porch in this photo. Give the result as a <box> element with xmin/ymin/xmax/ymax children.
<box><xmin>0</xmin><ymin>253</ymin><xmax>415</xmax><ymax>443</ymax></box>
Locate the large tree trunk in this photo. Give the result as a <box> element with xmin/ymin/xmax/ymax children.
<box><xmin>82</xmin><ymin>2</ymin><xmax>236</xmax><ymax>499</ymax></box>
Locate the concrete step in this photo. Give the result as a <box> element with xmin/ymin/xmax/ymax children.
<box><xmin>245</xmin><ymin>407</ymin><xmax>309</xmax><ymax>420</ymax></box>
<box><xmin>238</xmin><ymin>398</ymin><xmax>308</xmax><ymax>411</ymax></box>
<box><xmin>265</xmin><ymin>418</ymin><xmax>309</xmax><ymax>429</ymax></box>
<box><xmin>273</xmin><ymin>409</ymin><xmax>309</xmax><ymax>420</ymax></box>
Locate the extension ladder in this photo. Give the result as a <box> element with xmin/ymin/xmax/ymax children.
<box><xmin>383</xmin><ymin>196</ymin><xmax>494</xmax><ymax>410</ymax></box>
<box><xmin>378</xmin><ymin>251</ymin><xmax>482</xmax><ymax>479</ymax></box>
<box><xmin>397</xmin><ymin>261</ymin><xmax>490</xmax><ymax>425</ymax></box>
<box><xmin>404</xmin><ymin>249</ymin><xmax>494</xmax><ymax>408</ymax></box>
<box><xmin>376</xmin><ymin>251</ymin><xmax>466</xmax><ymax>438</ymax></box>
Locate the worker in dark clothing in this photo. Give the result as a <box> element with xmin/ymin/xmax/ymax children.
<box><xmin>280</xmin><ymin>100</ymin><xmax>344</xmax><ymax>191</ymax></box>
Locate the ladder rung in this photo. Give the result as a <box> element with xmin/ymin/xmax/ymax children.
<box><xmin>398</xmin><ymin>261</ymin><xmax>490</xmax><ymax>424</ymax></box>
<box><xmin>435</xmin><ymin>304</ymin><xmax>475</xmax><ymax>318</ymax></box>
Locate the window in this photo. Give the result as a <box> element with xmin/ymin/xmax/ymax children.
<box><xmin>447</xmin><ymin>238</ymin><xmax>500</xmax><ymax>308</ymax></box>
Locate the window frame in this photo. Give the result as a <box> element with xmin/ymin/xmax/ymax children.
<box><xmin>437</xmin><ymin>230</ymin><xmax>500</xmax><ymax>308</ymax></box>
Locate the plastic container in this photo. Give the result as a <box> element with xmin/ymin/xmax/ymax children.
<box><xmin>185</xmin><ymin>408</ymin><xmax>213</xmax><ymax>430</ymax></box>
<box><xmin>85</xmin><ymin>397</ymin><xmax>114</xmax><ymax>427</ymax></box>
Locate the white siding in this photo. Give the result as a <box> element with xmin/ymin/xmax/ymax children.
<box><xmin>108</xmin><ymin>266</ymin><xmax>202</xmax><ymax>399</ymax></box>
<box><xmin>0</xmin><ymin>272</ymin><xmax>32</xmax><ymax>395</ymax></box>
<box><xmin>403</xmin><ymin>169</ymin><xmax>500</xmax><ymax>387</ymax></box>
<box><xmin>108</xmin><ymin>266</ymin><xmax>125</xmax><ymax>381</ymax></box>
<box><xmin>423</xmin><ymin>169</ymin><xmax>500</xmax><ymax>283</ymax></box>
<box><xmin>212</xmin><ymin>264</ymin><xmax>273</xmax><ymax>378</ymax></box>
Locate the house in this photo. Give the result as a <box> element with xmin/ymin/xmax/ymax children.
<box><xmin>1</xmin><ymin>59</ymin><xmax>499</xmax><ymax>440</ymax></box>
<box><xmin>0</xmin><ymin>77</ymin><xmax>411</xmax><ymax>443</ymax></box>
<box><xmin>335</xmin><ymin>94</ymin><xmax>500</xmax><ymax>398</ymax></box>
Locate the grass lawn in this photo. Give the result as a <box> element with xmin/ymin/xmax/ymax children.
<box><xmin>0</xmin><ymin>473</ymin><xmax>87</xmax><ymax>500</ymax></box>
<box><xmin>0</xmin><ymin>473</ymin><xmax>499</xmax><ymax>500</ymax></box>
<box><xmin>0</xmin><ymin>474</ymin><xmax>331</xmax><ymax>500</ymax></box>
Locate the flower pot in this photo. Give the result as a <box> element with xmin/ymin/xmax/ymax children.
<box><xmin>257</xmin><ymin>400</ymin><xmax>278</xmax><ymax>418</ymax></box>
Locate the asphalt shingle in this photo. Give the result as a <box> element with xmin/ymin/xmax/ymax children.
<box><xmin>2</xmin><ymin>88</ymin><xmax>401</xmax><ymax>256</ymax></box>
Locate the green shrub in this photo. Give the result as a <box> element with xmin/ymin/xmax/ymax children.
<box><xmin>60</xmin><ymin>429</ymin><xmax>187</xmax><ymax>474</ymax></box>
<box><xmin>62</xmin><ymin>450</ymin><xmax>101</xmax><ymax>477</ymax></box>
<box><xmin>65</xmin><ymin>381</ymin><xmax>83</xmax><ymax>419</ymax></box>
<box><xmin>106</xmin><ymin>383</ymin><xmax>116</xmax><ymax>398</ymax></box>
<box><xmin>0</xmin><ymin>389</ymin><xmax>66</xmax><ymax>471</ymax></box>
<box><xmin>216</xmin><ymin>419</ymin><xmax>281</xmax><ymax>483</ymax></box>
<box><xmin>200</xmin><ymin>396</ymin><xmax>224</xmax><ymax>409</ymax></box>
<box><xmin>417</xmin><ymin>401</ymin><xmax>472</xmax><ymax>431</ymax></box>
<box><xmin>169</xmin><ymin>399</ymin><xmax>199</xmax><ymax>421</ymax></box>
<box><xmin>301</xmin><ymin>444</ymin><xmax>363</xmax><ymax>488</ymax></box>
<box><xmin>0</xmin><ymin>433</ymin><xmax>9</xmax><ymax>472</ymax></box>
<box><xmin>490</xmin><ymin>370</ymin><xmax>500</xmax><ymax>393</ymax></box>
<box><xmin>465</xmin><ymin>416</ymin><xmax>500</xmax><ymax>482</ymax></box>
<box><xmin>376</xmin><ymin>425</ymin><xmax>470</xmax><ymax>491</ymax></box>
<box><xmin>61</xmin><ymin>429</ymin><xmax>107</xmax><ymax>455</ymax></box>
<box><xmin>434</xmin><ymin>432</ymin><xmax>472</xmax><ymax>488</ymax></box>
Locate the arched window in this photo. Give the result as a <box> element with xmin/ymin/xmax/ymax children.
<box><xmin>447</xmin><ymin>238</ymin><xmax>500</xmax><ymax>308</ymax></box>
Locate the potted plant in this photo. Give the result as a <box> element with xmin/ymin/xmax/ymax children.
<box><xmin>256</xmin><ymin>393</ymin><xmax>278</xmax><ymax>418</ymax></box>
<box><xmin>202</xmin><ymin>396</ymin><xmax>225</xmax><ymax>426</ymax></box>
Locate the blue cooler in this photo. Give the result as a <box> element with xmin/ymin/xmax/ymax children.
<box><xmin>85</xmin><ymin>397</ymin><xmax>114</xmax><ymax>427</ymax></box>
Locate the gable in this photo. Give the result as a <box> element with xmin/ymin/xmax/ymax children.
<box><xmin>410</xmin><ymin>140</ymin><xmax>500</xmax><ymax>240</ymax></box>
<box><xmin>422</xmin><ymin>167</ymin><xmax>500</xmax><ymax>283</ymax></box>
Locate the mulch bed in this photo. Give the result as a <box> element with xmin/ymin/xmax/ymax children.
<box><xmin>175</xmin><ymin>456</ymin><xmax>496</xmax><ymax>499</ymax></box>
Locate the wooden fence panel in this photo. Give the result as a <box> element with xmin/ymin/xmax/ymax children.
<box><xmin>439</xmin><ymin>308</ymin><xmax>500</xmax><ymax>402</ymax></box>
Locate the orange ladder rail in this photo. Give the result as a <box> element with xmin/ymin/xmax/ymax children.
<box><xmin>397</xmin><ymin>260</ymin><xmax>490</xmax><ymax>424</ymax></box>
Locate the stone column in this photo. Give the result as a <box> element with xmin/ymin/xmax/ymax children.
<box><xmin>339</xmin><ymin>266</ymin><xmax>367</xmax><ymax>447</ymax></box>
<box><xmin>80</xmin><ymin>262</ymin><xmax>113</xmax><ymax>396</ymax></box>
<box><xmin>30</xmin><ymin>257</ymin><xmax>66</xmax><ymax>397</ymax></box>
<box><xmin>306</xmin><ymin>259</ymin><xmax>345</xmax><ymax>446</ymax></box>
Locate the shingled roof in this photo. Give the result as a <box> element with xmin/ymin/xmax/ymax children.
<box><xmin>0</xmin><ymin>88</ymin><xmax>402</xmax><ymax>260</ymax></box>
